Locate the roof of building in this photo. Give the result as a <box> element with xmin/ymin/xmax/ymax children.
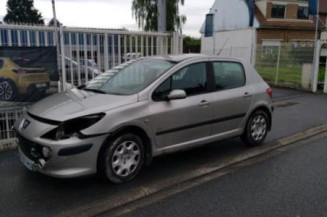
<box><xmin>199</xmin><ymin>0</ymin><xmax>259</xmax><ymax>34</ymax></box>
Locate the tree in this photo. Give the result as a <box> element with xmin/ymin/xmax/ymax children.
<box><xmin>4</xmin><ymin>0</ymin><xmax>44</xmax><ymax>25</ymax></box>
<box><xmin>183</xmin><ymin>36</ymin><xmax>201</xmax><ymax>53</ymax></box>
<box><xmin>48</xmin><ymin>18</ymin><xmax>61</xmax><ymax>27</ymax></box>
<box><xmin>132</xmin><ymin>0</ymin><xmax>186</xmax><ymax>32</ymax></box>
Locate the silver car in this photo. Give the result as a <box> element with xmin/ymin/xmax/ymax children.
<box><xmin>15</xmin><ymin>54</ymin><xmax>273</xmax><ymax>183</ymax></box>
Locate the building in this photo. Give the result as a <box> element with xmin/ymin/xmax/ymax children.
<box><xmin>200</xmin><ymin>0</ymin><xmax>327</xmax><ymax>62</ymax></box>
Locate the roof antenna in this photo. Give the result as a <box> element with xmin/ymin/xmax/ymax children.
<box><xmin>216</xmin><ymin>38</ymin><xmax>230</xmax><ymax>56</ymax></box>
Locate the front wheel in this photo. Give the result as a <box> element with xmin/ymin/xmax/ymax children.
<box><xmin>0</xmin><ymin>80</ymin><xmax>17</xmax><ymax>101</ymax></box>
<box><xmin>101</xmin><ymin>133</ymin><xmax>145</xmax><ymax>183</ymax></box>
<box><xmin>241</xmin><ymin>110</ymin><xmax>269</xmax><ymax>147</ymax></box>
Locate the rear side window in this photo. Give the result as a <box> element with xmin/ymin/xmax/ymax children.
<box><xmin>0</xmin><ymin>60</ymin><xmax>3</xmax><ymax>68</ymax></box>
<box><xmin>153</xmin><ymin>63</ymin><xmax>207</xmax><ymax>101</ymax></box>
<box><xmin>213</xmin><ymin>62</ymin><xmax>245</xmax><ymax>90</ymax></box>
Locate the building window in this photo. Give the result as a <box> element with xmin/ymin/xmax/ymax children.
<box><xmin>11</xmin><ymin>30</ymin><xmax>18</xmax><ymax>45</ymax></box>
<box><xmin>262</xmin><ymin>40</ymin><xmax>281</xmax><ymax>56</ymax></box>
<box><xmin>0</xmin><ymin>29</ymin><xmax>8</xmax><ymax>46</ymax></box>
<box><xmin>39</xmin><ymin>31</ymin><xmax>45</xmax><ymax>46</ymax></box>
<box><xmin>298</xmin><ymin>6</ymin><xmax>309</xmax><ymax>20</ymax></box>
<box><xmin>20</xmin><ymin>30</ymin><xmax>28</xmax><ymax>46</ymax></box>
<box><xmin>271</xmin><ymin>5</ymin><xmax>285</xmax><ymax>19</ymax></box>
<box><xmin>48</xmin><ymin>32</ymin><xmax>54</xmax><ymax>45</ymax></box>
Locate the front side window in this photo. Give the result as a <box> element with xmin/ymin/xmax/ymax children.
<box><xmin>271</xmin><ymin>5</ymin><xmax>285</xmax><ymax>19</ymax></box>
<box><xmin>213</xmin><ymin>62</ymin><xmax>245</xmax><ymax>90</ymax></box>
<box><xmin>0</xmin><ymin>60</ymin><xmax>3</xmax><ymax>68</ymax></box>
<box><xmin>84</xmin><ymin>59</ymin><xmax>175</xmax><ymax>95</ymax></box>
<box><xmin>153</xmin><ymin>63</ymin><xmax>207</xmax><ymax>101</ymax></box>
<box><xmin>298</xmin><ymin>6</ymin><xmax>309</xmax><ymax>20</ymax></box>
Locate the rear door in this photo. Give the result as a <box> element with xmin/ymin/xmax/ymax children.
<box><xmin>210</xmin><ymin>61</ymin><xmax>253</xmax><ymax>135</ymax></box>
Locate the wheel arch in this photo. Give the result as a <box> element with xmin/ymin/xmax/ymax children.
<box><xmin>97</xmin><ymin>125</ymin><xmax>153</xmax><ymax>173</ymax></box>
<box><xmin>247</xmin><ymin>105</ymin><xmax>272</xmax><ymax>131</ymax></box>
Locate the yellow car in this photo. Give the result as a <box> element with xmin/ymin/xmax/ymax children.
<box><xmin>0</xmin><ymin>57</ymin><xmax>50</xmax><ymax>101</ymax></box>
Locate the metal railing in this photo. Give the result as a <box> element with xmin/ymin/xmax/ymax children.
<box><xmin>0</xmin><ymin>107</ymin><xmax>23</xmax><ymax>148</ymax></box>
<box><xmin>216</xmin><ymin>43</ymin><xmax>316</xmax><ymax>89</ymax></box>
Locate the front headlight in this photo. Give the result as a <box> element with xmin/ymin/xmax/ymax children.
<box><xmin>42</xmin><ymin>113</ymin><xmax>105</xmax><ymax>140</ymax></box>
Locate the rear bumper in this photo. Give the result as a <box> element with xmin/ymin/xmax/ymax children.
<box><xmin>26</xmin><ymin>82</ymin><xmax>50</xmax><ymax>94</ymax></box>
<box><xmin>18</xmin><ymin>73</ymin><xmax>50</xmax><ymax>94</ymax></box>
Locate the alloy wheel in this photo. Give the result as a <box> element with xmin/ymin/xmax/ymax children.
<box><xmin>0</xmin><ymin>81</ymin><xmax>13</xmax><ymax>101</ymax></box>
<box><xmin>250</xmin><ymin>115</ymin><xmax>267</xmax><ymax>141</ymax></box>
<box><xmin>111</xmin><ymin>141</ymin><xmax>141</xmax><ymax>177</ymax></box>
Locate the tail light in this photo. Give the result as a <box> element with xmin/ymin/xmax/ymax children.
<box><xmin>266</xmin><ymin>88</ymin><xmax>272</xmax><ymax>99</ymax></box>
<box><xmin>13</xmin><ymin>68</ymin><xmax>26</xmax><ymax>74</ymax></box>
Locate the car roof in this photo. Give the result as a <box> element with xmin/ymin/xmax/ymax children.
<box><xmin>146</xmin><ymin>54</ymin><xmax>243</xmax><ymax>63</ymax></box>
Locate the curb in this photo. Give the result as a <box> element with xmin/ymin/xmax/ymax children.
<box><xmin>56</xmin><ymin>124</ymin><xmax>327</xmax><ymax>217</ymax></box>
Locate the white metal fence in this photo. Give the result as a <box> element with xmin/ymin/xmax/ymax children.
<box><xmin>217</xmin><ymin>43</ymin><xmax>318</xmax><ymax>89</ymax></box>
<box><xmin>0</xmin><ymin>24</ymin><xmax>183</xmax><ymax>87</ymax></box>
<box><xmin>0</xmin><ymin>107</ymin><xmax>23</xmax><ymax>149</ymax></box>
<box><xmin>0</xmin><ymin>24</ymin><xmax>183</xmax><ymax>144</ymax></box>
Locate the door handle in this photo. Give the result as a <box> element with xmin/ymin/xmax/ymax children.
<box><xmin>243</xmin><ymin>92</ymin><xmax>252</xmax><ymax>98</ymax></box>
<box><xmin>199</xmin><ymin>100</ymin><xmax>210</xmax><ymax>106</ymax></box>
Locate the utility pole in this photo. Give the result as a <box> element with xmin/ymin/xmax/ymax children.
<box><xmin>157</xmin><ymin>0</ymin><xmax>166</xmax><ymax>32</ymax></box>
<box><xmin>52</xmin><ymin>0</ymin><xmax>61</xmax><ymax>91</ymax></box>
<box><xmin>314</xmin><ymin>0</ymin><xmax>320</xmax><ymax>41</ymax></box>
<box><xmin>312</xmin><ymin>0</ymin><xmax>320</xmax><ymax>93</ymax></box>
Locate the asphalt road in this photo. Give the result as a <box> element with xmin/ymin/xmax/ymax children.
<box><xmin>1</xmin><ymin>88</ymin><xmax>327</xmax><ymax>217</ymax></box>
<box><xmin>121</xmin><ymin>133</ymin><xmax>327</xmax><ymax>217</ymax></box>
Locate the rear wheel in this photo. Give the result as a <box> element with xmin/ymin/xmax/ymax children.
<box><xmin>0</xmin><ymin>79</ymin><xmax>17</xmax><ymax>101</ymax></box>
<box><xmin>241</xmin><ymin>110</ymin><xmax>269</xmax><ymax>147</ymax></box>
<box><xmin>101</xmin><ymin>133</ymin><xmax>144</xmax><ymax>183</ymax></box>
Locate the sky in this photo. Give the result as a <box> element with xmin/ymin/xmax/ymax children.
<box><xmin>0</xmin><ymin>0</ymin><xmax>214</xmax><ymax>37</ymax></box>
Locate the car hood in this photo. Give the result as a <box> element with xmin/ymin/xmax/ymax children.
<box><xmin>28</xmin><ymin>88</ymin><xmax>138</xmax><ymax>122</ymax></box>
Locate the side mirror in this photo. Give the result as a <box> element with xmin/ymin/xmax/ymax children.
<box><xmin>167</xmin><ymin>90</ymin><xmax>187</xmax><ymax>100</ymax></box>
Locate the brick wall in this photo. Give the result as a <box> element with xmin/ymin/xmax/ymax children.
<box><xmin>257</xmin><ymin>29</ymin><xmax>316</xmax><ymax>44</ymax></box>
<box><xmin>285</xmin><ymin>4</ymin><xmax>298</xmax><ymax>20</ymax></box>
<box><xmin>266</xmin><ymin>2</ymin><xmax>272</xmax><ymax>19</ymax></box>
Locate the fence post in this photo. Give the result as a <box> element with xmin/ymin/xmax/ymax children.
<box><xmin>275</xmin><ymin>44</ymin><xmax>281</xmax><ymax>86</ymax></box>
<box><xmin>104</xmin><ymin>33</ymin><xmax>109</xmax><ymax>71</ymax></box>
<box><xmin>60</xmin><ymin>25</ymin><xmax>67</xmax><ymax>90</ymax></box>
<box><xmin>324</xmin><ymin>56</ymin><xmax>327</xmax><ymax>93</ymax></box>
<box><xmin>83</xmin><ymin>33</ymin><xmax>88</xmax><ymax>82</ymax></box>
<box><xmin>179</xmin><ymin>33</ymin><xmax>183</xmax><ymax>54</ymax></box>
<box><xmin>312</xmin><ymin>40</ymin><xmax>321</xmax><ymax>93</ymax></box>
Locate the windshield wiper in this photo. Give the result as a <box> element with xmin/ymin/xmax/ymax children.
<box><xmin>83</xmin><ymin>88</ymin><xmax>107</xmax><ymax>94</ymax></box>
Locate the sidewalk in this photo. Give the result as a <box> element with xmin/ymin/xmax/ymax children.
<box><xmin>267</xmin><ymin>88</ymin><xmax>327</xmax><ymax>143</ymax></box>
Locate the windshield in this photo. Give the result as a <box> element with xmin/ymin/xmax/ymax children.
<box><xmin>83</xmin><ymin>59</ymin><xmax>175</xmax><ymax>95</ymax></box>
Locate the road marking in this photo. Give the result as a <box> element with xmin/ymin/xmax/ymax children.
<box><xmin>56</xmin><ymin>124</ymin><xmax>327</xmax><ymax>217</ymax></box>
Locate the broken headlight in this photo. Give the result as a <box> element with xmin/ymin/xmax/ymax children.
<box><xmin>42</xmin><ymin>113</ymin><xmax>105</xmax><ymax>140</ymax></box>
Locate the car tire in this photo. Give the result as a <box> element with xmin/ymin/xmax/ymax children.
<box><xmin>241</xmin><ymin>110</ymin><xmax>269</xmax><ymax>147</ymax></box>
<box><xmin>101</xmin><ymin>133</ymin><xmax>145</xmax><ymax>183</ymax></box>
<box><xmin>0</xmin><ymin>79</ymin><xmax>18</xmax><ymax>101</ymax></box>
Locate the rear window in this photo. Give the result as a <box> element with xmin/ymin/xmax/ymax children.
<box><xmin>213</xmin><ymin>62</ymin><xmax>246</xmax><ymax>90</ymax></box>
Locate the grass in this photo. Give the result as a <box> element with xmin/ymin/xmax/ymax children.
<box><xmin>257</xmin><ymin>66</ymin><xmax>326</xmax><ymax>86</ymax></box>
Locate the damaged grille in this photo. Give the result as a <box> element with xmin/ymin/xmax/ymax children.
<box><xmin>17</xmin><ymin>134</ymin><xmax>42</xmax><ymax>161</ymax></box>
